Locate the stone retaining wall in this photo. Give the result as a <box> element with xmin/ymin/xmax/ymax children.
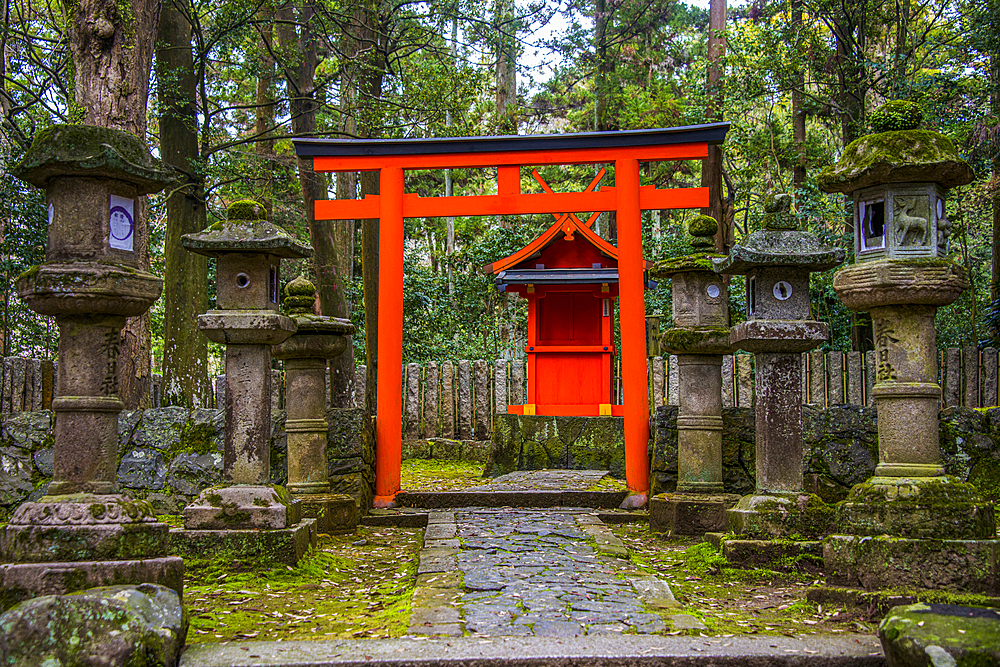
<box><xmin>0</xmin><ymin>408</ymin><xmax>373</xmax><ymax>521</ymax></box>
<box><xmin>650</xmin><ymin>405</ymin><xmax>1000</xmax><ymax>503</ymax></box>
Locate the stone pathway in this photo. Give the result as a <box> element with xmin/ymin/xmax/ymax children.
<box><xmin>410</xmin><ymin>507</ymin><xmax>678</xmax><ymax>638</ymax></box>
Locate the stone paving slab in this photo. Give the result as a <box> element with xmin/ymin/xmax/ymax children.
<box><xmin>628</xmin><ymin>575</ymin><xmax>678</xmax><ymax>608</ymax></box>
<box><xmin>180</xmin><ymin>633</ymin><xmax>885</xmax><ymax>667</ymax></box>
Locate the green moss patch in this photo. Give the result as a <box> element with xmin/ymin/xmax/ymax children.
<box><xmin>818</xmin><ymin>129</ymin><xmax>974</xmax><ymax>193</ymax></box>
<box><xmin>184</xmin><ymin>526</ymin><xmax>421</xmax><ymax>643</ymax></box>
<box><xmin>613</xmin><ymin>524</ymin><xmax>877</xmax><ymax>637</ymax></box>
<box><xmin>400</xmin><ymin>459</ymin><xmax>485</xmax><ymax>491</ymax></box>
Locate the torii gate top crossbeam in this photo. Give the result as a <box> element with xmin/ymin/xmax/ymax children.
<box><xmin>292</xmin><ymin>123</ymin><xmax>730</xmax><ymax>170</ymax></box>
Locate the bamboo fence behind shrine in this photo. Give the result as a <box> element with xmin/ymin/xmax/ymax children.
<box><xmin>3</xmin><ymin>348</ymin><xmax>999</xmax><ymax>440</ymax></box>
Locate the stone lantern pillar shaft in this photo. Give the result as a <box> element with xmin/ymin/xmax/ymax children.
<box><xmin>869</xmin><ymin>305</ymin><xmax>943</xmax><ymax>477</ymax></box>
<box><xmin>223</xmin><ymin>343</ymin><xmax>273</xmax><ymax>484</ymax></box>
<box><xmin>272</xmin><ymin>275</ymin><xmax>358</xmax><ymax>533</ymax></box>
<box><xmin>50</xmin><ymin>314</ymin><xmax>127</xmax><ymax>494</ymax></box>
<box><xmin>285</xmin><ymin>357</ymin><xmax>330</xmax><ymax>493</ymax></box>
<box><xmin>753</xmin><ymin>351</ymin><xmax>805</xmax><ymax>494</ymax></box>
<box><xmin>676</xmin><ymin>355</ymin><xmax>724</xmax><ymax>493</ymax></box>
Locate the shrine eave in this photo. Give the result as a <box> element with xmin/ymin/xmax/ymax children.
<box><xmin>292</xmin><ymin>124</ymin><xmax>730</xmax><ymax>158</ymax></box>
<box><xmin>496</xmin><ymin>268</ymin><xmax>656</xmax><ymax>291</ymax></box>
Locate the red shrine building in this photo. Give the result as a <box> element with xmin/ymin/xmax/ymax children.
<box><xmin>485</xmin><ymin>189</ymin><xmax>651</xmax><ymax>418</ymax></box>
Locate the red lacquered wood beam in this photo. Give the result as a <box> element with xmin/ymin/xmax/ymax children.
<box><xmin>314</xmin><ymin>187</ymin><xmax>710</xmax><ymax>221</ymax></box>
<box><xmin>373</xmin><ymin>166</ymin><xmax>404</xmax><ymax>507</ymax></box>
<box><xmin>616</xmin><ymin>158</ymin><xmax>650</xmax><ymax>500</ymax></box>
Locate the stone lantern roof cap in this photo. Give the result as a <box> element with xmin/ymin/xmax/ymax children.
<box><xmin>652</xmin><ymin>215</ymin><xmax>726</xmax><ymax>278</ymax></box>
<box><xmin>13</xmin><ymin>124</ymin><xmax>173</xmax><ymax>195</ymax></box>
<box><xmin>818</xmin><ymin>101</ymin><xmax>974</xmax><ymax>194</ymax></box>
<box><xmin>281</xmin><ymin>276</ymin><xmax>355</xmax><ymax>333</ymax></box>
<box><xmin>712</xmin><ymin>194</ymin><xmax>845</xmax><ymax>275</ymax></box>
<box><xmin>182</xmin><ymin>200</ymin><xmax>313</xmax><ymax>259</ymax></box>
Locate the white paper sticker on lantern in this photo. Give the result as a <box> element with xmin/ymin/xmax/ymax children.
<box><xmin>109</xmin><ymin>194</ymin><xmax>134</xmax><ymax>252</ymax></box>
<box><xmin>773</xmin><ymin>281</ymin><xmax>793</xmax><ymax>301</ymax></box>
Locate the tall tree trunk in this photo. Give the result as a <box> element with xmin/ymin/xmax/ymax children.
<box><xmin>255</xmin><ymin>0</ymin><xmax>276</xmax><ymax>218</ymax></box>
<box><xmin>991</xmin><ymin>50</ymin><xmax>1000</xmax><ymax>302</ymax></box>
<box><xmin>351</xmin><ymin>0</ymin><xmax>387</xmax><ymax>414</ymax></box>
<box><xmin>445</xmin><ymin>14</ymin><xmax>457</xmax><ymax>297</ymax></box>
<box><xmin>329</xmin><ymin>85</ymin><xmax>357</xmax><ymax>408</ymax></box>
<box><xmin>156</xmin><ymin>0</ymin><xmax>211</xmax><ymax>408</ymax></box>
<box><xmin>494</xmin><ymin>0</ymin><xmax>516</xmax><ymax>135</ymax></box>
<box><xmin>278</xmin><ymin>0</ymin><xmax>361</xmax><ymax>410</ymax></box>
<box><xmin>67</xmin><ymin>0</ymin><xmax>161</xmax><ymax>408</ymax></box>
<box><xmin>594</xmin><ymin>0</ymin><xmax>613</xmax><ymax>132</ymax></box>
<box><xmin>791</xmin><ymin>0</ymin><xmax>807</xmax><ymax>193</ymax></box>
<box><xmin>832</xmin><ymin>5</ymin><xmax>872</xmax><ymax>352</ymax></box>
<box><xmin>702</xmin><ymin>0</ymin><xmax>727</xmax><ymax>252</ymax></box>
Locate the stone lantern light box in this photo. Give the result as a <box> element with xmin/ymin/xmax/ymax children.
<box><xmin>853</xmin><ymin>182</ymin><xmax>948</xmax><ymax>259</ymax></box>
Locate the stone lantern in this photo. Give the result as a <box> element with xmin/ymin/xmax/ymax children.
<box><xmin>713</xmin><ymin>194</ymin><xmax>844</xmax><ymax>541</ymax></box>
<box><xmin>0</xmin><ymin>125</ymin><xmax>183</xmax><ymax>605</ymax></box>
<box><xmin>819</xmin><ymin>101</ymin><xmax>998</xmax><ymax>592</ymax></box>
<box><xmin>178</xmin><ymin>201</ymin><xmax>312</xmax><ymax>552</ymax></box>
<box><xmin>649</xmin><ymin>215</ymin><xmax>738</xmax><ymax>534</ymax></box>
<box><xmin>272</xmin><ymin>276</ymin><xmax>358</xmax><ymax>534</ymax></box>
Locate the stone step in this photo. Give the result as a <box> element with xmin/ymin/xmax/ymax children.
<box><xmin>394</xmin><ymin>490</ymin><xmax>628</xmax><ymax>509</ymax></box>
<box><xmin>178</xmin><ymin>634</ymin><xmax>885</xmax><ymax>667</ymax></box>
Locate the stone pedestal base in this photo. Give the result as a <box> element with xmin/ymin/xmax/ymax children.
<box><xmin>0</xmin><ymin>557</ymin><xmax>184</xmax><ymax>612</ymax></box>
<box><xmin>0</xmin><ymin>494</ymin><xmax>184</xmax><ymax>612</ymax></box>
<box><xmin>168</xmin><ymin>519</ymin><xmax>316</xmax><ymax>566</ymax></box>
<box><xmin>296</xmin><ymin>494</ymin><xmax>358</xmax><ymax>535</ymax></box>
<box><xmin>183</xmin><ymin>485</ymin><xmax>302</xmax><ymax>530</ymax></box>
<box><xmin>705</xmin><ymin>532</ymin><xmax>823</xmax><ymax>569</ymax></box>
<box><xmin>649</xmin><ymin>493</ymin><xmax>740</xmax><ymax>535</ymax></box>
<box><xmin>836</xmin><ymin>476</ymin><xmax>996</xmax><ymax>539</ymax></box>
<box><xmin>726</xmin><ymin>493</ymin><xmax>835</xmax><ymax>539</ymax></box>
<box><xmin>824</xmin><ymin>534</ymin><xmax>999</xmax><ymax>594</ymax></box>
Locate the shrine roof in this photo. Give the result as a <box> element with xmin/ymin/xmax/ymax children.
<box><xmin>484</xmin><ymin>213</ymin><xmax>652</xmax><ymax>274</ymax></box>
<box><xmin>293</xmin><ymin>124</ymin><xmax>729</xmax><ymax>158</ymax></box>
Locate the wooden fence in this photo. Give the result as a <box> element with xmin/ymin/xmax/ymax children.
<box><xmin>3</xmin><ymin>348</ymin><xmax>999</xmax><ymax>440</ymax></box>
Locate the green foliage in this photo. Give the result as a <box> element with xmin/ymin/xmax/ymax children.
<box><xmin>1</xmin><ymin>147</ymin><xmax>57</xmax><ymax>357</ymax></box>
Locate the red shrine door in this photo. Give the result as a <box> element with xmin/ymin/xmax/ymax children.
<box><xmin>294</xmin><ymin>124</ymin><xmax>729</xmax><ymax>506</ymax></box>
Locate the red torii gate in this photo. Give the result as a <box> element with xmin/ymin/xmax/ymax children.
<box><xmin>293</xmin><ymin>125</ymin><xmax>730</xmax><ymax>507</ymax></box>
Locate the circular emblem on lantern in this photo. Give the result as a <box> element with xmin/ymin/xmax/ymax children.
<box><xmin>773</xmin><ymin>281</ymin><xmax>793</xmax><ymax>300</ymax></box>
<box><xmin>706</xmin><ymin>284</ymin><xmax>721</xmax><ymax>299</ymax></box>
<box><xmin>109</xmin><ymin>205</ymin><xmax>134</xmax><ymax>242</ymax></box>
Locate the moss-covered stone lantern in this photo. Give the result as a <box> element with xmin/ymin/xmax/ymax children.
<box><xmin>819</xmin><ymin>101</ymin><xmax>998</xmax><ymax>593</ymax></box>
<box><xmin>179</xmin><ymin>201</ymin><xmax>312</xmax><ymax>546</ymax></box>
<box><xmin>271</xmin><ymin>276</ymin><xmax>358</xmax><ymax>534</ymax></box>
<box><xmin>648</xmin><ymin>215</ymin><xmax>739</xmax><ymax>535</ymax></box>
<box><xmin>0</xmin><ymin>125</ymin><xmax>183</xmax><ymax>606</ymax></box>
<box><xmin>712</xmin><ymin>193</ymin><xmax>844</xmax><ymax>543</ymax></box>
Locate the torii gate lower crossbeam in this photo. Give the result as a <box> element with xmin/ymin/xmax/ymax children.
<box><xmin>294</xmin><ymin>125</ymin><xmax>730</xmax><ymax>507</ymax></box>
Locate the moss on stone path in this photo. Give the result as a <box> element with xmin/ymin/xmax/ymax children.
<box><xmin>613</xmin><ymin>524</ymin><xmax>877</xmax><ymax>637</ymax></box>
<box><xmin>400</xmin><ymin>459</ymin><xmax>485</xmax><ymax>491</ymax></box>
<box><xmin>182</xmin><ymin>526</ymin><xmax>422</xmax><ymax>643</ymax></box>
